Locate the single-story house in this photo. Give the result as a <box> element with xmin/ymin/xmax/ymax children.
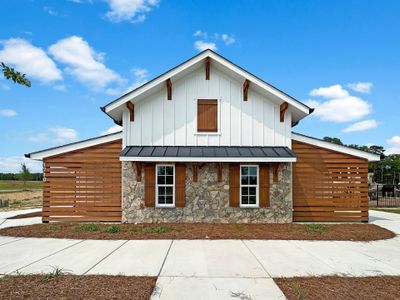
<box><xmin>26</xmin><ymin>50</ymin><xmax>380</xmax><ymax>223</ymax></box>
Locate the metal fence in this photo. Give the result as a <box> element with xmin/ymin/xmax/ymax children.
<box><xmin>369</xmin><ymin>184</ymin><xmax>400</xmax><ymax>207</ymax></box>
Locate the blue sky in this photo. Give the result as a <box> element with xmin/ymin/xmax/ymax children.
<box><xmin>0</xmin><ymin>0</ymin><xmax>399</xmax><ymax>172</ymax></box>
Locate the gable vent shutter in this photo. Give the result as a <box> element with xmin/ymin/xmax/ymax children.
<box><xmin>229</xmin><ymin>163</ymin><xmax>240</xmax><ymax>207</ymax></box>
<box><xmin>175</xmin><ymin>163</ymin><xmax>186</xmax><ymax>207</ymax></box>
<box><xmin>144</xmin><ymin>163</ymin><xmax>156</xmax><ymax>207</ymax></box>
<box><xmin>259</xmin><ymin>164</ymin><xmax>270</xmax><ymax>207</ymax></box>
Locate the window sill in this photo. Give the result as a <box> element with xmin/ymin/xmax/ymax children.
<box><xmin>194</xmin><ymin>132</ymin><xmax>221</xmax><ymax>136</ymax></box>
<box><xmin>155</xmin><ymin>205</ymin><xmax>175</xmax><ymax>208</ymax></box>
<box><xmin>240</xmin><ymin>205</ymin><xmax>259</xmax><ymax>209</ymax></box>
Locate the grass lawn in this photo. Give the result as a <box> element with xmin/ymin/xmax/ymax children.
<box><xmin>275</xmin><ymin>276</ymin><xmax>400</xmax><ymax>300</ymax></box>
<box><xmin>371</xmin><ymin>208</ymin><xmax>400</xmax><ymax>214</ymax></box>
<box><xmin>0</xmin><ymin>190</ymin><xmax>42</xmax><ymax>211</ymax></box>
<box><xmin>0</xmin><ymin>222</ymin><xmax>394</xmax><ymax>241</ymax></box>
<box><xmin>0</xmin><ymin>180</ymin><xmax>42</xmax><ymax>191</ymax></box>
<box><xmin>0</xmin><ymin>273</ymin><xmax>156</xmax><ymax>300</ymax></box>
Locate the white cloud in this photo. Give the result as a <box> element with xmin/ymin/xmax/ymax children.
<box><xmin>310</xmin><ymin>84</ymin><xmax>349</xmax><ymax>99</ymax></box>
<box><xmin>347</xmin><ymin>82</ymin><xmax>373</xmax><ymax>94</ymax></box>
<box><xmin>105</xmin><ymin>67</ymin><xmax>149</xmax><ymax>95</ymax></box>
<box><xmin>27</xmin><ymin>126</ymin><xmax>78</xmax><ymax>144</ymax></box>
<box><xmin>194</xmin><ymin>40</ymin><xmax>217</xmax><ymax>52</ymax></box>
<box><xmin>105</xmin><ymin>0</ymin><xmax>160</xmax><ymax>23</ymax></box>
<box><xmin>0</xmin><ymin>109</ymin><xmax>17</xmax><ymax>117</ymax></box>
<box><xmin>194</xmin><ymin>30</ymin><xmax>208</xmax><ymax>39</ymax></box>
<box><xmin>0</xmin><ymin>156</ymin><xmax>42</xmax><ymax>173</ymax></box>
<box><xmin>386</xmin><ymin>136</ymin><xmax>400</xmax><ymax>155</ymax></box>
<box><xmin>0</xmin><ymin>38</ymin><xmax>62</xmax><ymax>83</ymax></box>
<box><xmin>101</xmin><ymin>124</ymin><xmax>122</xmax><ymax>135</ymax></box>
<box><xmin>0</xmin><ymin>83</ymin><xmax>10</xmax><ymax>90</ymax></box>
<box><xmin>48</xmin><ymin>36</ymin><xmax>122</xmax><ymax>90</ymax></box>
<box><xmin>221</xmin><ymin>33</ymin><xmax>235</xmax><ymax>45</ymax></box>
<box><xmin>53</xmin><ymin>84</ymin><xmax>67</xmax><ymax>92</ymax></box>
<box><xmin>44</xmin><ymin>6</ymin><xmax>58</xmax><ymax>16</ymax></box>
<box><xmin>307</xmin><ymin>84</ymin><xmax>372</xmax><ymax>123</ymax></box>
<box><xmin>343</xmin><ymin>119</ymin><xmax>379</xmax><ymax>133</ymax></box>
<box><xmin>309</xmin><ymin>96</ymin><xmax>371</xmax><ymax>122</ymax></box>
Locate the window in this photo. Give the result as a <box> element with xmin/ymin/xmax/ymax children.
<box><xmin>240</xmin><ymin>165</ymin><xmax>259</xmax><ymax>207</ymax></box>
<box><xmin>197</xmin><ymin>99</ymin><xmax>218</xmax><ymax>132</ymax></box>
<box><xmin>156</xmin><ymin>165</ymin><xmax>175</xmax><ymax>207</ymax></box>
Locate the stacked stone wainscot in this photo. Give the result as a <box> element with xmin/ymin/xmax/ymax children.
<box><xmin>122</xmin><ymin>162</ymin><xmax>292</xmax><ymax>223</ymax></box>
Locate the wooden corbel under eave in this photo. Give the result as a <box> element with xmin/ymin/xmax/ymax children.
<box><xmin>243</xmin><ymin>79</ymin><xmax>250</xmax><ymax>101</ymax></box>
<box><xmin>280</xmin><ymin>102</ymin><xmax>288</xmax><ymax>122</ymax></box>
<box><xmin>272</xmin><ymin>162</ymin><xmax>280</xmax><ymax>182</ymax></box>
<box><xmin>205</xmin><ymin>57</ymin><xmax>210</xmax><ymax>80</ymax></box>
<box><xmin>166</xmin><ymin>78</ymin><xmax>172</xmax><ymax>100</ymax></box>
<box><xmin>192</xmin><ymin>163</ymin><xmax>199</xmax><ymax>182</ymax></box>
<box><xmin>135</xmin><ymin>162</ymin><xmax>142</xmax><ymax>182</ymax></box>
<box><xmin>216</xmin><ymin>162</ymin><xmax>223</xmax><ymax>182</ymax></box>
<box><xmin>126</xmin><ymin>102</ymin><xmax>135</xmax><ymax>122</ymax></box>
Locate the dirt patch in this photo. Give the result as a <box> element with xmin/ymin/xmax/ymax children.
<box><xmin>0</xmin><ymin>191</ymin><xmax>42</xmax><ymax>211</ymax></box>
<box><xmin>275</xmin><ymin>276</ymin><xmax>400</xmax><ymax>300</ymax></box>
<box><xmin>0</xmin><ymin>274</ymin><xmax>156</xmax><ymax>300</ymax></box>
<box><xmin>7</xmin><ymin>211</ymin><xmax>42</xmax><ymax>219</ymax></box>
<box><xmin>0</xmin><ymin>222</ymin><xmax>394</xmax><ymax>241</ymax></box>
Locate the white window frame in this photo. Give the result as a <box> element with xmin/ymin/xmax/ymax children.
<box><xmin>155</xmin><ymin>164</ymin><xmax>175</xmax><ymax>208</ymax></box>
<box><xmin>239</xmin><ymin>164</ymin><xmax>259</xmax><ymax>208</ymax></box>
<box><xmin>194</xmin><ymin>97</ymin><xmax>221</xmax><ymax>135</ymax></box>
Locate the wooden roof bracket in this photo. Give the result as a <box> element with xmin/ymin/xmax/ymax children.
<box><xmin>216</xmin><ymin>162</ymin><xmax>223</xmax><ymax>182</ymax></box>
<box><xmin>192</xmin><ymin>163</ymin><xmax>199</xmax><ymax>182</ymax></box>
<box><xmin>126</xmin><ymin>102</ymin><xmax>135</xmax><ymax>122</ymax></box>
<box><xmin>166</xmin><ymin>78</ymin><xmax>172</xmax><ymax>100</ymax></box>
<box><xmin>272</xmin><ymin>162</ymin><xmax>280</xmax><ymax>182</ymax></box>
<box><xmin>280</xmin><ymin>102</ymin><xmax>288</xmax><ymax>122</ymax></box>
<box><xmin>243</xmin><ymin>79</ymin><xmax>250</xmax><ymax>101</ymax></box>
<box><xmin>136</xmin><ymin>161</ymin><xmax>142</xmax><ymax>182</ymax></box>
<box><xmin>205</xmin><ymin>57</ymin><xmax>210</xmax><ymax>80</ymax></box>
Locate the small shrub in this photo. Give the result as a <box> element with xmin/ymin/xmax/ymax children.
<box><xmin>42</xmin><ymin>266</ymin><xmax>69</xmax><ymax>282</ymax></box>
<box><xmin>235</xmin><ymin>224</ymin><xmax>246</xmax><ymax>231</ymax></box>
<box><xmin>127</xmin><ymin>226</ymin><xmax>139</xmax><ymax>233</ymax></box>
<box><xmin>103</xmin><ymin>225</ymin><xmax>121</xmax><ymax>234</ymax></box>
<box><xmin>47</xmin><ymin>224</ymin><xmax>57</xmax><ymax>231</ymax></box>
<box><xmin>304</xmin><ymin>224</ymin><xmax>327</xmax><ymax>234</ymax></box>
<box><xmin>143</xmin><ymin>226</ymin><xmax>170</xmax><ymax>234</ymax></box>
<box><xmin>76</xmin><ymin>223</ymin><xmax>100</xmax><ymax>232</ymax></box>
<box><xmin>291</xmin><ymin>283</ymin><xmax>305</xmax><ymax>300</ymax></box>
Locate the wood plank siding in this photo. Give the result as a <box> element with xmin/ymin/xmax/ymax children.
<box><xmin>292</xmin><ymin>140</ymin><xmax>369</xmax><ymax>222</ymax></box>
<box><xmin>42</xmin><ymin>140</ymin><xmax>122</xmax><ymax>222</ymax></box>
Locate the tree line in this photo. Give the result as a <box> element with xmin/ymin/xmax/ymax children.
<box><xmin>323</xmin><ymin>137</ymin><xmax>400</xmax><ymax>185</ymax></box>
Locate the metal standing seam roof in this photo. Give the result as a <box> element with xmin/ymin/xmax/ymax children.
<box><xmin>121</xmin><ymin>146</ymin><xmax>296</xmax><ymax>158</ymax></box>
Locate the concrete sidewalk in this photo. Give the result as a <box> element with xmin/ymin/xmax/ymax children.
<box><xmin>0</xmin><ymin>208</ymin><xmax>42</xmax><ymax>229</ymax></box>
<box><xmin>0</xmin><ymin>209</ymin><xmax>399</xmax><ymax>299</ymax></box>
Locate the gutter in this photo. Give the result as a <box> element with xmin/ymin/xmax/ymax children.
<box><xmin>100</xmin><ymin>106</ymin><xmax>122</xmax><ymax>126</ymax></box>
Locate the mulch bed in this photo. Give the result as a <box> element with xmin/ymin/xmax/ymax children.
<box><xmin>0</xmin><ymin>275</ymin><xmax>156</xmax><ymax>300</ymax></box>
<box><xmin>0</xmin><ymin>222</ymin><xmax>395</xmax><ymax>241</ymax></box>
<box><xmin>275</xmin><ymin>276</ymin><xmax>400</xmax><ymax>300</ymax></box>
<box><xmin>7</xmin><ymin>211</ymin><xmax>42</xmax><ymax>219</ymax></box>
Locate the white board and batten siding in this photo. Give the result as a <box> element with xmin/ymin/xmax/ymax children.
<box><xmin>123</xmin><ymin>66</ymin><xmax>292</xmax><ymax>148</ymax></box>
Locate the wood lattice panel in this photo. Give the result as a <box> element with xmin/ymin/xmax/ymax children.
<box><xmin>42</xmin><ymin>140</ymin><xmax>122</xmax><ymax>222</ymax></box>
<box><xmin>292</xmin><ymin>140</ymin><xmax>369</xmax><ymax>222</ymax></box>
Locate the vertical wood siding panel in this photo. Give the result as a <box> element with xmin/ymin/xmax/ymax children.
<box><xmin>141</xmin><ymin>101</ymin><xmax>153</xmax><ymax>145</ymax></box>
<box><xmin>152</xmin><ymin>93</ymin><xmax>164</xmax><ymax>145</ymax></box>
<box><xmin>263</xmin><ymin>99</ymin><xmax>275</xmax><ymax>146</ymax></box>
<box><xmin>122</xmin><ymin>110</ymin><xmax>128</xmax><ymax>148</ymax></box>
<box><xmin>164</xmin><ymin>89</ymin><xmax>175</xmax><ymax>145</ymax></box>
<box><xmin>253</xmin><ymin>93</ymin><xmax>264</xmax><ymax>146</ymax></box>
<box><xmin>219</xmin><ymin>73</ymin><xmax>231</xmax><ymax>146</ymax></box>
<box><xmin>131</xmin><ymin>102</ymin><xmax>142</xmax><ymax>145</ymax></box>
<box><xmin>174</xmin><ymin>79</ymin><xmax>187</xmax><ymax>145</ymax></box>
<box><xmin>230</xmin><ymin>80</ymin><xmax>241</xmax><ymax>146</ymax></box>
<box><xmin>274</xmin><ymin>106</ymin><xmax>285</xmax><ymax>146</ymax></box>
<box><xmin>241</xmin><ymin>91</ymin><xmax>253</xmax><ymax>146</ymax></box>
<box><xmin>186</xmin><ymin>72</ymin><xmax>197</xmax><ymax>146</ymax></box>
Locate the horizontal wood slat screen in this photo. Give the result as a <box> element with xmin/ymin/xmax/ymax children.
<box><xmin>292</xmin><ymin>140</ymin><xmax>369</xmax><ymax>222</ymax></box>
<box><xmin>42</xmin><ymin>140</ymin><xmax>122</xmax><ymax>222</ymax></box>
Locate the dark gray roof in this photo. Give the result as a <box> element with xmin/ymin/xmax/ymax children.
<box><xmin>121</xmin><ymin>146</ymin><xmax>296</xmax><ymax>158</ymax></box>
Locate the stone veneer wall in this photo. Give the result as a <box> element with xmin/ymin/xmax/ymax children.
<box><xmin>122</xmin><ymin>162</ymin><xmax>292</xmax><ymax>223</ymax></box>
